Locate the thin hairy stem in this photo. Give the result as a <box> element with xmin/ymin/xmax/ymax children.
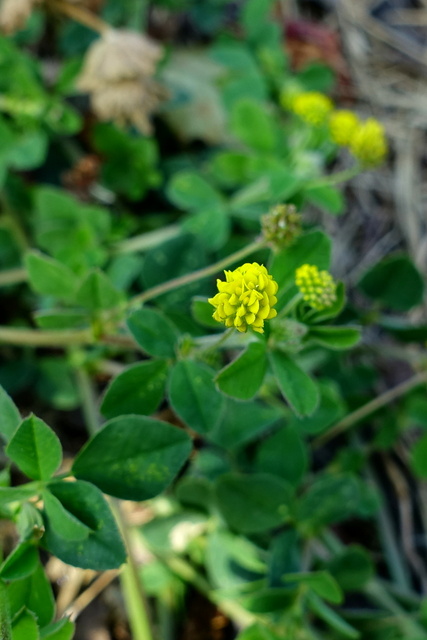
<box><xmin>130</xmin><ymin>239</ymin><xmax>266</xmax><ymax>307</ymax></box>
<box><xmin>312</xmin><ymin>369</ymin><xmax>427</xmax><ymax>447</ymax></box>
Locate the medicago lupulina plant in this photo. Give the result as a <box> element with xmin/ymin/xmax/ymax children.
<box><xmin>0</xmin><ymin>2</ymin><xmax>427</xmax><ymax>640</ymax></box>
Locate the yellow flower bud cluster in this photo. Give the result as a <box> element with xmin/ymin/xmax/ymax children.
<box><xmin>329</xmin><ymin>110</ymin><xmax>359</xmax><ymax>146</ymax></box>
<box><xmin>295</xmin><ymin>264</ymin><xmax>337</xmax><ymax>311</ymax></box>
<box><xmin>288</xmin><ymin>91</ymin><xmax>333</xmax><ymax>126</ymax></box>
<box><xmin>209</xmin><ymin>263</ymin><xmax>278</xmax><ymax>334</ymax></box>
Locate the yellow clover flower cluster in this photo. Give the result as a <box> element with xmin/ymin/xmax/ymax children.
<box><xmin>329</xmin><ymin>110</ymin><xmax>359</xmax><ymax>146</ymax></box>
<box><xmin>349</xmin><ymin>118</ymin><xmax>387</xmax><ymax>167</ymax></box>
<box><xmin>295</xmin><ymin>264</ymin><xmax>337</xmax><ymax>311</ymax></box>
<box><xmin>209</xmin><ymin>263</ymin><xmax>278</xmax><ymax>334</ymax></box>
<box><xmin>329</xmin><ymin>111</ymin><xmax>387</xmax><ymax>167</ymax></box>
<box><xmin>289</xmin><ymin>91</ymin><xmax>333</xmax><ymax>126</ymax></box>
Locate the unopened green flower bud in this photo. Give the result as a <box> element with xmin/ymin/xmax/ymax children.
<box><xmin>261</xmin><ymin>204</ymin><xmax>302</xmax><ymax>250</ymax></box>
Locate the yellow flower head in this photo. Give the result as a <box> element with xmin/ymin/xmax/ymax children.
<box><xmin>208</xmin><ymin>263</ymin><xmax>278</xmax><ymax>334</ymax></box>
<box><xmin>295</xmin><ymin>264</ymin><xmax>337</xmax><ymax>311</ymax></box>
<box><xmin>289</xmin><ymin>92</ymin><xmax>333</xmax><ymax>126</ymax></box>
<box><xmin>350</xmin><ymin>118</ymin><xmax>387</xmax><ymax>167</ymax></box>
<box><xmin>329</xmin><ymin>110</ymin><xmax>359</xmax><ymax>146</ymax></box>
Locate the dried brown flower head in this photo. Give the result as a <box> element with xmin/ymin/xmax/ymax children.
<box><xmin>77</xmin><ymin>29</ymin><xmax>165</xmax><ymax>134</ymax></box>
<box><xmin>0</xmin><ymin>0</ymin><xmax>41</xmax><ymax>34</ymax></box>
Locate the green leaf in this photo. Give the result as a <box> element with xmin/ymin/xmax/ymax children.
<box><xmin>0</xmin><ymin>542</ymin><xmax>38</xmax><ymax>581</ymax></box>
<box><xmin>100</xmin><ymin>360</ymin><xmax>168</xmax><ymax>420</ymax></box>
<box><xmin>0</xmin><ymin>486</ymin><xmax>39</xmax><ymax>505</ymax></box>
<box><xmin>305</xmin><ymin>185</ymin><xmax>344</xmax><ymax>215</ymax></box>
<box><xmin>42</xmin><ymin>480</ymin><xmax>126</xmax><ymax>570</ymax></box>
<box><xmin>327</xmin><ymin>546</ymin><xmax>374</xmax><ymax>591</ymax></box>
<box><xmin>293</xmin><ymin>382</ymin><xmax>345</xmax><ymax>436</ymax></box>
<box><xmin>209</xmin><ymin>399</ymin><xmax>282</xmax><ymax>450</ymax></box>
<box><xmin>0</xmin><ymin>385</ymin><xmax>21</xmax><ymax>442</ymax></box>
<box><xmin>8</xmin><ymin>561</ymin><xmax>55</xmax><ymax>627</ymax></box>
<box><xmin>168</xmin><ymin>360</ymin><xmax>224</xmax><ymax>435</ymax></box>
<box><xmin>40</xmin><ymin>619</ymin><xmax>75</xmax><ymax>640</ymax></box>
<box><xmin>43</xmin><ymin>490</ymin><xmax>91</xmax><ymax>541</ymax></box>
<box><xmin>255</xmin><ymin>425</ymin><xmax>307</xmax><ymax>486</ymax></box>
<box><xmin>358</xmin><ymin>254</ymin><xmax>425</xmax><ymax>311</ymax></box>
<box><xmin>283</xmin><ymin>571</ymin><xmax>342</xmax><ymax>604</ymax></box>
<box><xmin>215</xmin><ymin>473</ymin><xmax>293</xmax><ymax>534</ymax></box>
<box><xmin>236</xmin><ymin>624</ymin><xmax>283</xmax><ymax>640</ymax></box>
<box><xmin>298</xmin><ymin>474</ymin><xmax>378</xmax><ymax>534</ymax></box>
<box><xmin>297</xmin><ymin>63</ymin><xmax>335</xmax><ymax>92</ymax></box>
<box><xmin>379</xmin><ymin>317</ymin><xmax>427</xmax><ymax>343</ymax></box>
<box><xmin>8</xmin><ymin>130</ymin><xmax>48</xmax><ymax>171</ymax></box>
<box><xmin>34</xmin><ymin>310</ymin><xmax>88</xmax><ymax>330</ymax></box>
<box><xmin>240</xmin><ymin>588</ymin><xmax>296</xmax><ymax>614</ymax></box>
<box><xmin>182</xmin><ymin>207</ymin><xmax>230</xmax><ymax>251</ymax></box>
<box><xmin>6</xmin><ymin>415</ymin><xmax>62</xmax><ymax>481</ymax></box>
<box><xmin>216</xmin><ymin>341</ymin><xmax>267</xmax><ymax>400</ymax></box>
<box><xmin>25</xmin><ymin>251</ymin><xmax>78</xmax><ymax>300</ymax></box>
<box><xmin>242</xmin><ymin>0</ymin><xmax>276</xmax><ymax>43</ymax></box>
<box><xmin>270</xmin><ymin>231</ymin><xmax>331</xmax><ymax>308</ymax></box>
<box><xmin>167</xmin><ymin>170</ymin><xmax>223</xmax><ymax>211</ymax></box>
<box><xmin>141</xmin><ymin>234</ymin><xmax>208</xmax><ymax>308</ymax></box>
<box><xmin>307</xmin><ymin>281</ymin><xmax>346</xmax><ymax>323</ymax></box>
<box><xmin>411</xmin><ymin>433</ymin><xmax>427</xmax><ymax>478</ymax></box>
<box><xmin>205</xmin><ymin>529</ymin><xmax>265</xmax><ymax>590</ymax></box>
<box><xmin>230</xmin><ymin>98</ymin><xmax>276</xmax><ymax>152</ymax></box>
<box><xmin>75</xmin><ymin>269</ymin><xmax>124</xmax><ymax>311</ymax></box>
<box><xmin>72</xmin><ymin>415</ymin><xmax>192</xmax><ymax>501</ymax></box>
<box><xmin>11</xmin><ymin>608</ymin><xmax>38</xmax><ymax>640</ymax></box>
<box><xmin>191</xmin><ymin>297</ymin><xmax>222</xmax><ymax>329</ymax></box>
<box><xmin>36</xmin><ymin>357</ymin><xmax>80</xmax><ymax>411</ymax></box>
<box><xmin>307</xmin><ymin>592</ymin><xmax>360</xmax><ymax>639</ymax></box>
<box><xmin>270</xmin><ymin>351</ymin><xmax>319</xmax><ymax>417</ymax></box>
<box><xmin>16</xmin><ymin>503</ymin><xmax>44</xmax><ymax>542</ymax></box>
<box><xmin>93</xmin><ymin>123</ymin><xmax>159</xmax><ymax>200</ymax></box>
<box><xmin>305</xmin><ymin>326</ymin><xmax>361</xmax><ymax>350</ymax></box>
<box><xmin>209</xmin><ymin>151</ymin><xmax>252</xmax><ymax>188</ymax></box>
<box><xmin>127</xmin><ymin>308</ymin><xmax>178</xmax><ymax>358</ymax></box>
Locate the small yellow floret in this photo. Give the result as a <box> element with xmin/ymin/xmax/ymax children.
<box><xmin>290</xmin><ymin>92</ymin><xmax>333</xmax><ymax>126</ymax></box>
<box><xmin>208</xmin><ymin>263</ymin><xmax>278</xmax><ymax>334</ymax></box>
<box><xmin>295</xmin><ymin>264</ymin><xmax>337</xmax><ymax>311</ymax></box>
<box><xmin>350</xmin><ymin>118</ymin><xmax>387</xmax><ymax>167</ymax></box>
<box><xmin>329</xmin><ymin>110</ymin><xmax>359</xmax><ymax>146</ymax></box>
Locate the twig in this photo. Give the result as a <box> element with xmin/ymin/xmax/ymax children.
<box><xmin>46</xmin><ymin>0</ymin><xmax>110</xmax><ymax>34</ymax></box>
<box><xmin>0</xmin><ymin>268</ymin><xmax>27</xmax><ymax>287</ymax></box>
<box><xmin>65</xmin><ymin>571</ymin><xmax>120</xmax><ymax>621</ymax></box>
<box><xmin>0</xmin><ymin>327</ymin><xmax>94</xmax><ymax>347</ymax></box>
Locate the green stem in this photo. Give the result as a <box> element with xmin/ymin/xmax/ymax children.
<box><xmin>113</xmin><ymin>508</ymin><xmax>156</xmax><ymax>640</ymax></box>
<box><xmin>278</xmin><ymin>292</ymin><xmax>303</xmax><ymax>317</ymax></box>
<box><xmin>0</xmin><ymin>268</ymin><xmax>27</xmax><ymax>287</ymax></box>
<box><xmin>147</xmin><ymin>545</ymin><xmax>259</xmax><ymax>629</ymax></box>
<box><xmin>130</xmin><ymin>239</ymin><xmax>266</xmax><ymax>308</ymax></box>
<box><xmin>364</xmin><ymin>581</ymin><xmax>427</xmax><ymax>638</ymax></box>
<box><xmin>74</xmin><ymin>366</ymin><xmax>156</xmax><ymax>640</ymax></box>
<box><xmin>365</xmin><ymin>462</ymin><xmax>411</xmax><ymax>591</ymax></box>
<box><xmin>321</xmin><ymin>532</ymin><xmax>425</xmax><ymax>637</ymax></box>
<box><xmin>74</xmin><ymin>366</ymin><xmax>101</xmax><ymax>436</ymax></box>
<box><xmin>312</xmin><ymin>369</ymin><xmax>427</xmax><ymax>448</ymax></box>
<box><xmin>0</xmin><ymin>581</ymin><xmax>12</xmax><ymax>640</ymax></box>
<box><xmin>0</xmin><ymin>327</ymin><xmax>94</xmax><ymax>347</ymax></box>
<box><xmin>114</xmin><ymin>225</ymin><xmax>181</xmax><ymax>255</ymax></box>
<box><xmin>307</xmin><ymin>165</ymin><xmax>361</xmax><ymax>188</ymax></box>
